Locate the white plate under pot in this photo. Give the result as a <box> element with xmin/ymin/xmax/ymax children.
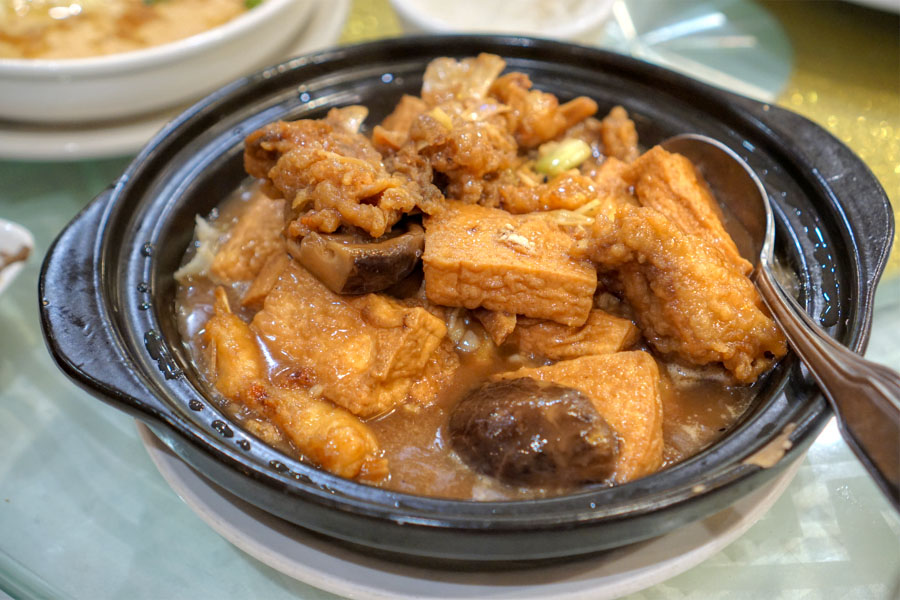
<box><xmin>139</xmin><ymin>423</ymin><xmax>803</xmax><ymax>600</ymax></box>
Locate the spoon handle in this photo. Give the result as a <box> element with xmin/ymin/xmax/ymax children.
<box><xmin>757</xmin><ymin>265</ymin><xmax>900</xmax><ymax>510</ymax></box>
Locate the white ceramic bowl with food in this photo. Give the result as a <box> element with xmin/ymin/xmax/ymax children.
<box><xmin>390</xmin><ymin>0</ymin><xmax>614</xmax><ymax>40</ymax></box>
<box><xmin>0</xmin><ymin>0</ymin><xmax>315</xmax><ymax>124</ymax></box>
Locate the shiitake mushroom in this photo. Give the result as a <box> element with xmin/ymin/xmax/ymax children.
<box><xmin>292</xmin><ymin>222</ymin><xmax>424</xmax><ymax>294</ymax></box>
<box><xmin>448</xmin><ymin>378</ymin><xmax>619</xmax><ymax>488</ymax></box>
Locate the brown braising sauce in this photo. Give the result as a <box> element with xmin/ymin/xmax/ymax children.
<box><xmin>176</xmin><ymin>186</ymin><xmax>757</xmax><ymax>501</ymax></box>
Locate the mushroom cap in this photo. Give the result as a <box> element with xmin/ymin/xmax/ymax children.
<box><xmin>448</xmin><ymin>377</ymin><xmax>620</xmax><ymax>488</ymax></box>
<box><xmin>293</xmin><ymin>222</ymin><xmax>424</xmax><ymax>295</ymax></box>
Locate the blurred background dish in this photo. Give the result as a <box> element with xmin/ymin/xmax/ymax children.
<box><xmin>0</xmin><ymin>0</ymin><xmax>314</xmax><ymax>124</ymax></box>
<box><xmin>0</xmin><ymin>0</ymin><xmax>350</xmax><ymax>161</ymax></box>
<box><xmin>1</xmin><ymin>0</ymin><xmax>267</xmax><ymax>60</ymax></box>
<box><xmin>389</xmin><ymin>0</ymin><xmax>791</xmax><ymax>102</ymax></box>
<box><xmin>390</xmin><ymin>0</ymin><xmax>615</xmax><ymax>40</ymax></box>
<box><xmin>597</xmin><ymin>0</ymin><xmax>791</xmax><ymax>102</ymax></box>
<box><xmin>0</xmin><ymin>219</ymin><xmax>33</xmax><ymax>298</ymax></box>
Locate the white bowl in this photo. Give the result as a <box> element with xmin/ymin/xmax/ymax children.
<box><xmin>0</xmin><ymin>0</ymin><xmax>314</xmax><ymax>124</ymax></box>
<box><xmin>390</xmin><ymin>0</ymin><xmax>614</xmax><ymax>41</ymax></box>
<box><xmin>0</xmin><ymin>220</ymin><xmax>34</xmax><ymax>298</ymax></box>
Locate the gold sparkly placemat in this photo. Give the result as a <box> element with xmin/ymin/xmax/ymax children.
<box><xmin>763</xmin><ymin>0</ymin><xmax>899</xmax><ymax>275</ymax></box>
<box><xmin>340</xmin><ymin>0</ymin><xmax>402</xmax><ymax>43</ymax></box>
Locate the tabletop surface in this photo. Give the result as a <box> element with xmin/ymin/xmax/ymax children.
<box><xmin>1</xmin><ymin>1</ymin><xmax>898</xmax><ymax>598</ymax></box>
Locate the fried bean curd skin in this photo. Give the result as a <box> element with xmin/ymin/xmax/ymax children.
<box><xmin>473</xmin><ymin>309</ymin><xmax>517</xmax><ymax>346</ymax></box>
<box><xmin>406</xmin><ymin>337</ymin><xmax>463</xmax><ymax>407</ymax></box>
<box><xmin>421</xmin><ymin>52</ymin><xmax>506</xmax><ymax>106</ymax></box>
<box><xmin>203</xmin><ymin>288</ymin><xmax>388</xmax><ymax>482</ymax></box>
<box><xmin>245</xmin><ymin>108</ymin><xmax>381</xmax><ymax>190</ymax></box>
<box><xmin>251</xmin><ymin>263</ymin><xmax>448</xmax><ymax>418</ymax></box>
<box><xmin>210</xmin><ymin>192</ymin><xmax>285</xmax><ymax>283</ymax></box>
<box><xmin>490</xmin><ymin>71</ymin><xmax>598</xmax><ymax>149</ymax></box>
<box><xmin>590</xmin><ymin>156</ymin><xmax>637</xmax><ymax>206</ymax></box>
<box><xmin>590</xmin><ymin>203</ymin><xmax>786</xmax><ymax>383</ymax></box>
<box><xmin>510</xmin><ymin>309</ymin><xmax>641</xmax><ymax>361</ymax></box>
<box><xmin>500</xmin><ymin>150</ymin><xmax>634</xmax><ymax>216</ymax></box>
<box><xmin>599</xmin><ymin>105</ymin><xmax>639</xmax><ymax>162</ymax></box>
<box><xmin>409</xmin><ymin>102</ymin><xmax>520</xmax><ymax>205</ymax></box>
<box><xmin>244</xmin><ymin>107</ymin><xmax>421</xmax><ymax>238</ymax></box>
<box><xmin>495</xmin><ymin>352</ymin><xmax>664</xmax><ymax>482</ymax></box>
<box><xmin>413</xmin><ymin>53</ymin><xmax>598</xmax><ymax>206</ymax></box>
<box><xmin>263</xmin><ymin>387</ymin><xmax>389</xmax><ymax>483</ymax></box>
<box><xmin>241</xmin><ymin>251</ymin><xmax>290</xmax><ymax>310</ymax></box>
<box><xmin>423</xmin><ymin>203</ymin><xmax>597</xmax><ymax>326</ymax></box>
<box><xmin>500</xmin><ymin>172</ymin><xmax>602</xmax><ymax>214</ymax></box>
<box><xmin>625</xmin><ymin>145</ymin><xmax>753</xmax><ymax>275</ymax></box>
<box><xmin>372</xmin><ymin>94</ymin><xmax>428</xmax><ymax>151</ymax></box>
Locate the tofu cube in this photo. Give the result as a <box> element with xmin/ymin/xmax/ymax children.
<box><xmin>423</xmin><ymin>203</ymin><xmax>596</xmax><ymax>326</ymax></box>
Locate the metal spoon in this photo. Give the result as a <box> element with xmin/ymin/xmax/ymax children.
<box><xmin>661</xmin><ymin>133</ymin><xmax>900</xmax><ymax>511</ymax></box>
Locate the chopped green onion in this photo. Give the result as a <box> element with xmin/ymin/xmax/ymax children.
<box><xmin>245</xmin><ymin>0</ymin><xmax>263</xmax><ymax>8</ymax></box>
<box><xmin>534</xmin><ymin>139</ymin><xmax>592</xmax><ymax>176</ymax></box>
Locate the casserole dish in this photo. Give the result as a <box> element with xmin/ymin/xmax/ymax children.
<box><xmin>39</xmin><ymin>36</ymin><xmax>894</xmax><ymax>563</ymax></box>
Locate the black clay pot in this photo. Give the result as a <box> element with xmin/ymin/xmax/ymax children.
<box><xmin>39</xmin><ymin>36</ymin><xmax>894</xmax><ymax>563</ymax></box>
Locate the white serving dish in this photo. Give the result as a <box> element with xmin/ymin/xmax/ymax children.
<box><xmin>390</xmin><ymin>0</ymin><xmax>614</xmax><ymax>40</ymax></box>
<box><xmin>0</xmin><ymin>0</ymin><xmax>314</xmax><ymax>124</ymax></box>
<box><xmin>0</xmin><ymin>0</ymin><xmax>351</xmax><ymax>161</ymax></box>
<box><xmin>138</xmin><ymin>423</ymin><xmax>804</xmax><ymax>599</ymax></box>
